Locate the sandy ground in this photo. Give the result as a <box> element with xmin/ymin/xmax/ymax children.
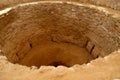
<box><xmin>0</xmin><ymin>50</ymin><xmax>120</xmax><ymax>80</ymax></box>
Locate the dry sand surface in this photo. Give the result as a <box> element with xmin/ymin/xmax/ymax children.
<box><xmin>0</xmin><ymin>50</ymin><xmax>120</xmax><ymax>80</ymax></box>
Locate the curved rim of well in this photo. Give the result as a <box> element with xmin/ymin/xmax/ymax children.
<box><xmin>0</xmin><ymin>1</ymin><xmax>120</xmax><ymax>68</ymax></box>
<box><xmin>0</xmin><ymin>1</ymin><xmax>120</xmax><ymax>19</ymax></box>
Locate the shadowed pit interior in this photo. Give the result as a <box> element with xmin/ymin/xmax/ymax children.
<box><xmin>0</xmin><ymin>2</ymin><xmax>119</xmax><ymax>67</ymax></box>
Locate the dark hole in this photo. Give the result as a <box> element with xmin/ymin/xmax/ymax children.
<box><xmin>30</xmin><ymin>44</ymin><xmax>32</xmax><ymax>48</ymax></box>
<box><xmin>49</xmin><ymin>61</ymin><xmax>69</xmax><ymax>67</ymax></box>
<box><xmin>90</xmin><ymin>45</ymin><xmax>95</xmax><ymax>54</ymax></box>
<box><xmin>96</xmin><ymin>55</ymin><xmax>99</xmax><ymax>58</ymax></box>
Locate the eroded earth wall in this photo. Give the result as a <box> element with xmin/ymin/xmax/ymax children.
<box><xmin>0</xmin><ymin>0</ymin><xmax>120</xmax><ymax>10</ymax></box>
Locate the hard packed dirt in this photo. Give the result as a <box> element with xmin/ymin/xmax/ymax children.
<box><xmin>19</xmin><ymin>42</ymin><xmax>93</xmax><ymax>67</ymax></box>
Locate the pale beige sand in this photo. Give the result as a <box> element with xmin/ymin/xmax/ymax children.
<box><xmin>0</xmin><ymin>50</ymin><xmax>120</xmax><ymax>80</ymax></box>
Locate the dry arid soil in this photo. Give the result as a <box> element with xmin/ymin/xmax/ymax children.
<box><xmin>0</xmin><ymin>0</ymin><xmax>120</xmax><ymax>80</ymax></box>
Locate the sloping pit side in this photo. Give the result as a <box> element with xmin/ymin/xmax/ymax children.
<box><xmin>0</xmin><ymin>2</ymin><xmax>119</xmax><ymax>67</ymax></box>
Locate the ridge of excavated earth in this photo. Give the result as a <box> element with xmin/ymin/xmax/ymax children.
<box><xmin>0</xmin><ymin>50</ymin><xmax>120</xmax><ymax>80</ymax></box>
